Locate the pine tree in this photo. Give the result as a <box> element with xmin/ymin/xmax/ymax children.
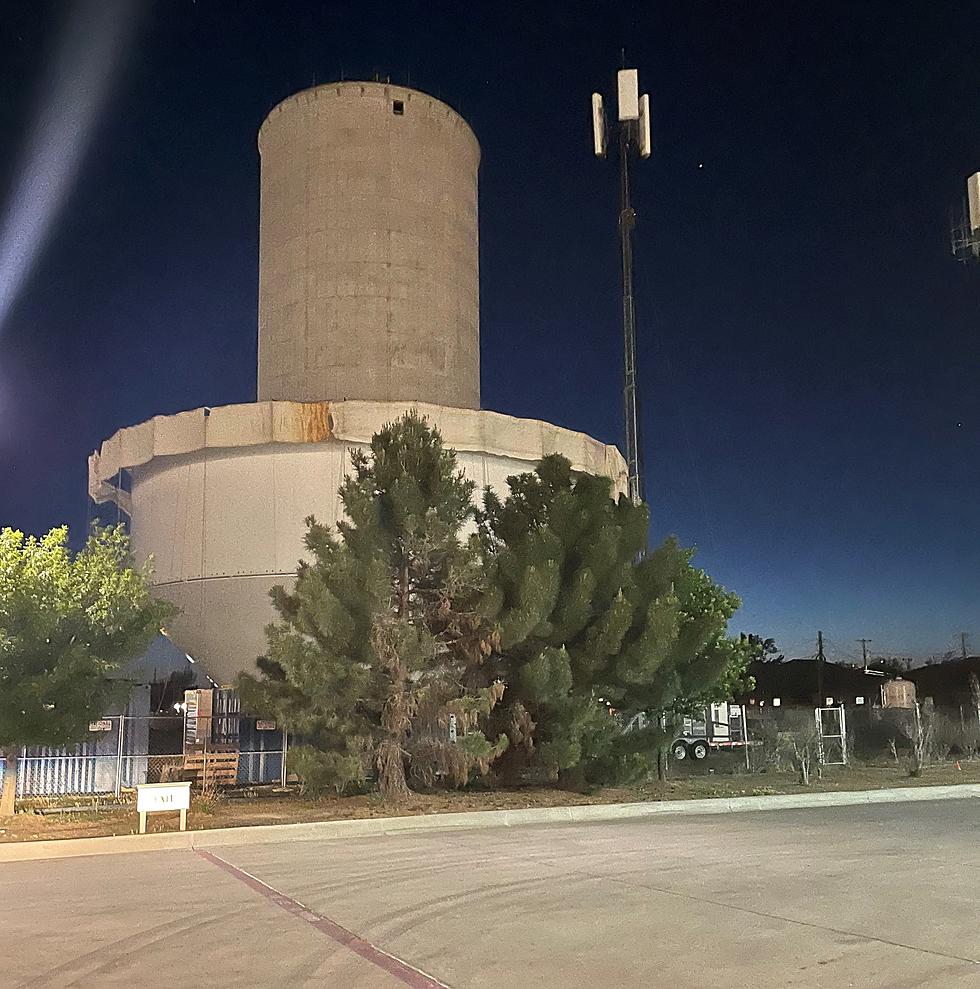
<box><xmin>238</xmin><ymin>413</ymin><xmax>506</xmax><ymax>801</ymax></box>
<box><xmin>478</xmin><ymin>455</ymin><xmax>745</xmax><ymax>785</ymax></box>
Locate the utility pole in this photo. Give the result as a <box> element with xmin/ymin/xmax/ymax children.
<box><xmin>961</xmin><ymin>632</ymin><xmax>970</xmax><ymax>661</ymax></box>
<box><xmin>857</xmin><ymin>638</ymin><xmax>872</xmax><ymax>672</ymax></box>
<box><xmin>817</xmin><ymin>631</ymin><xmax>826</xmax><ymax>705</ymax></box>
<box><xmin>591</xmin><ymin>69</ymin><xmax>652</xmax><ymax>509</ymax></box>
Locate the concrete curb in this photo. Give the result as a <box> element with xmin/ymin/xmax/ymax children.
<box><xmin>2</xmin><ymin>782</ymin><xmax>978</xmax><ymax>864</ymax></box>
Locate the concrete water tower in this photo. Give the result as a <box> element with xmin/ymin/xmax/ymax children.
<box><xmin>257</xmin><ymin>83</ymin><xmax>480</xmax><ymax>408</ymax></box>
<box><xmin>89</xmin><ymin>82</ymin><xmax>626</xmax><ymax>685</ymax></box>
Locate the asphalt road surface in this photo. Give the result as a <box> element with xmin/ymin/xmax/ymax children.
<box><xmin>2</xmin><ymin>800</ymin><xmax>978</xmax><ymax>988</ymax></box>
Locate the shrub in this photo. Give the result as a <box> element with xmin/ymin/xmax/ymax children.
<box><xmin>777</xmin><ymin>712</ymin><xmax>822</xmax><ymax>786</ymax></box>
<box><xmin>748</xmin><ymin>716</ymin><xmax>784</xmax><ymax>772</ymax></box>
<box><xmin>928</xmin><ymin>712</ymin><xmax>980</xmax><ymax>761</ymax></box>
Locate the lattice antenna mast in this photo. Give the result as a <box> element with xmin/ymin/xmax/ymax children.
<box><xmin>592</xmin><ymin>70</ymin><xmax>652</xmax><ymax>506</ymax></box>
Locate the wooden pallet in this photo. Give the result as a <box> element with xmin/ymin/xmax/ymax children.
<box><xmin>180</xmin><ymin>747</ymin><xmax>240</xmax><ymax>788</ymax></box>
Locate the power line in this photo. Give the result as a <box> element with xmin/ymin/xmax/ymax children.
<box><xmin>820</xmin><ymin>635</ymin><xmax>858</xmax><ymax>665</ymax></box>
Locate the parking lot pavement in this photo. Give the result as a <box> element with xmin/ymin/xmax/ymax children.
<box><xmin>2</xmin><ymin>799</ymin><xmax>978</xmax><ymax>988</ymax></box>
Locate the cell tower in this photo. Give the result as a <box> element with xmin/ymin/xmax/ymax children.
<box><xmin>950</xmin><ymin>171</ymin><xmax>980</xmax><ymax>263</ymax></box>
<box><xmin>592</xmin><ymin>69</ymin><xmax>652</xmax><ymax>507</ymax></box>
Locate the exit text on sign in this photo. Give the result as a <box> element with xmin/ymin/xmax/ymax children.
<box><xmin>136</xmin><ymin>783</ymin><xmax>191</xmax><ymax>813</ymax></box>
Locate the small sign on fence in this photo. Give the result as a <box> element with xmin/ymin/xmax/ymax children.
<box><xmin>136</xmin><ymin>782</ymin><xmax>191</xmax><ymax>834</ymax></box>
<box><xmin>184</xmin><ymin>688</ymin><xmax>213</xmax><ymax>747</ymax></box>
<box><xmin>255</xmin><ymin>720</ymin><xmax>277</xmax><ymax>731</ymax></box>
<box><xmin>88</xmin><ymin>719</ymin><xmax>113</xmax><ymax>732</ymax></box>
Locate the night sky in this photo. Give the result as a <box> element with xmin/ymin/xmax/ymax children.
<box><xmin>1</xmin><ymin>1</ymin><xmax>978</xmax><ymax>661</ymax></box>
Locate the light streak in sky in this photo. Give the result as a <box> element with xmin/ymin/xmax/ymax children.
<box><xmin>0</xmin><ymin>0</ymin><xmax>142</xmax><ymax>334</ymax></box>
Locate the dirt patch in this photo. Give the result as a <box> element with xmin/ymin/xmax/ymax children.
<box><xmin>2</xmin><ymin>760</ymin><xmax>978</xmax><ymax>843</ymax></box>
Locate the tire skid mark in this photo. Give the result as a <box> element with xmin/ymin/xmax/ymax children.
<box><xmin>196</xmin><ymin>848</ymin><xmax>452</xmax><ymax>989</ymax></box>
<box><xmin>365</xmin><ymin>874</ymin><xmax>564</xmax><ymax>943</ymax></box>
<box><xmin>19</xmin><ymin>901</ymin><xmax>254</xmax><ymax>988</ymax></box>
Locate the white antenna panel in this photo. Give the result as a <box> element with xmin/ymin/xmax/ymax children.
<box><xmin>638</xmin><ymin>94</ymin><xmax>651</xmax><ymax>157</ymax></box>
<box><xmin>592</xmin><ymin>93</ymin><xmax>606</xmax><ymax>157</ymax></box>
<box><xmin>617</xmin><ymin>69</ymin><xmax>639</xmax><ymax>121</ymax></box>
<box><xmin>968</xmin><ymin>172</ymin><xmax>980</xmax><ymax>232</ymax></box>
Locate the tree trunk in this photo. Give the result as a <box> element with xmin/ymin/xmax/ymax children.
<box><xmin>657</xmin><ymin>744</ymin><xmax>668</xmax><ymax>783</ymax></box>
<box><xmin>557</xmin><ymin>764</ymin><xmax>587</xmax><ymax>793</ymax></box>
<box><xmin>1</xmin><ymin>747</ymin><xmax>18</xmax><ymax>818</ymax></box>
<box><xmin>398</xmin><ymin>562</ymin><xmax>409</xmax><ymax>618</ymax></box>
<box><xmin>377</xmin><ymin>739</ymin><xmax>409</xmax><ymax>803</ymax></box>
<box><xmin>494</xmin><ymin>743</ymin><xmax>526</xmax><ymax>788</ymax></box>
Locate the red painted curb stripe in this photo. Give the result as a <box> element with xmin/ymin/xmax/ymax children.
<box><xmin>196</xmin><ymin>848</ymin><xmax>450</xmax><ymax>989</ymax></box>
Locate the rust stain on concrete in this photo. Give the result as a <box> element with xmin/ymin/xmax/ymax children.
<box><xmin>299</xmin><ymin>402</ymin><xmax>332</xmax><ymax>442</ymax></box>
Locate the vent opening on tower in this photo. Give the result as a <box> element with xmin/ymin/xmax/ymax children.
<box><xmin>392</xmin><ymin>99</ymin><xmax>404</xmax><ymax>115</ymax></box>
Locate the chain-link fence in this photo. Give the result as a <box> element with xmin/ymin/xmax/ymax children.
<box><xmin>2</xmin><ymin>708</ymin><xmax>288</xmax><ymax>800</ymax></box>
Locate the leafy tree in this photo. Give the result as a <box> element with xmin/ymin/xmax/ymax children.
<box><xmin>682</xmin><ymin>633</ymin><xmax>760</xmax><ymax>707</ymax></box>
<box><xmin>649</xmin><ymin>631</ymin><xmax>759</xmax><ymax>780</ymax></box>
<box><xmin>0</xmin><ymin>525</ymin><xmax>170</xmax><ymax>816</ymax></box>
<box><xmin>238</xmin><ymin>413</ymin><xmax>506</xmax><ymax>801</ymax></box>
<box><xmin>746</xmin><ymin>634</ymin><xmax>784</xmax><ymax>663</ymax></box>
<box><xmin>477</xmin><ymin>455</ymin><xmax>745</xmax><ymax>786</ymax></box>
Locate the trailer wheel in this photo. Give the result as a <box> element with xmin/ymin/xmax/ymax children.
<box><xmin>671</xmin><ymin>740</ymin><xmax>688</xmax><ymax>760</ymax></box>
<box><xmin>690</xmin><ymin>740</ymin><xmax>710</xmax><ymax>761</ymax></box>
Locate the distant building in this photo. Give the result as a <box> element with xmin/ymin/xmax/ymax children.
<box><xmin>744</xmin><ymin>654</ymin><xmax>980</xmax><ymax>717</ymax></box>
<box><xmin>739</xmin><ymin>658</ymin><xmax>886</xmax><ymax>710</ymax></box>
<box><xmin>906</xmin><ymin>657</ymin><xmax>980</xmax><ymax>711</ymax></box>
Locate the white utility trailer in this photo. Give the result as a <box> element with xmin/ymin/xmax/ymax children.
<box><xmin>670</xmin><ymin>701</ymin><xmax>748</xmax><ymax>761</ymax></box>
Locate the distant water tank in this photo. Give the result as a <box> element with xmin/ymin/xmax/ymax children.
<box><xmin>881</xmin><ymin>678</ymin><xmax>916</xmax><ymax>709</ymax></box>
<box><xmin>257</xmin><ymin>82</ymin><xmax>481</xmax><ymax>409</ymax></box>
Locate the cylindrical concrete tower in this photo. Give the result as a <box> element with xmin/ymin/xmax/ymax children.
<box><xmin>89</xmin><ymin>81</ymin><xmax>628</xmax><ymax>686</ymax></box>
<box><xmin>257</xmin><ymin>82</ymin><xmax>481</xmax><ymax>409</ymax></box>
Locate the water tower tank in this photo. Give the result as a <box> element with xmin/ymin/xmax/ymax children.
<box><xmin>257</xmin><ymin>82</ymin><xmax>481</xmax><ymax>408</ymax></box>
<box><xmin>89</xmin><ymin>81</ymin><xmax>628</xmax><ymax>685</ymax></box>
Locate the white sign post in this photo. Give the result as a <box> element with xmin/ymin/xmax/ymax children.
<box><xmin>136</xmin><ymin>782</ymin><xmax>191</xmax><ymax>834</ymax></box>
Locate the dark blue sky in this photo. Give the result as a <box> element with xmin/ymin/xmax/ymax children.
<box><xmin>1</xmin><ymin>1</ymin><xmax>978</xmax><ymax>660</ymax></box>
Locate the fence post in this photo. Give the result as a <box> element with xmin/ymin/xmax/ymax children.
<box><xmin>114</xmin><ymin>715</ymin><xmax>125</xmax><ymax>799</ymax></box>
<box><xmin>281</xmin><ymin>729</ymin><xmax>288</xmax><ymax>788</ymax></box>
